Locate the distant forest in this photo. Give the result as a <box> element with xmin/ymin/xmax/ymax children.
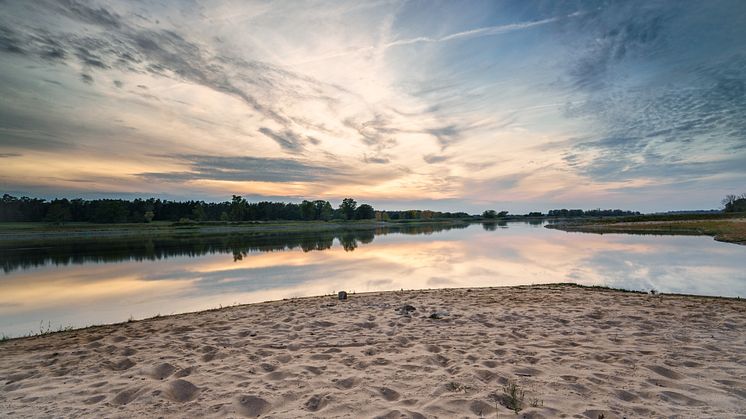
<box><xmin>547</xmin><ymin>208</ymin><xmax>641</xmax><ymax>217</ymax></box>
<box><xmin>0</xmin><ymin>194</ymin><xmax>469</xmax><ymax>223</ymax></box>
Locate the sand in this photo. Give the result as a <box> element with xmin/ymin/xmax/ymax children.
<box><xmin>1</xmin><ymin>285</ymin><xmax>745</xmax><ymax>418</ymax></box>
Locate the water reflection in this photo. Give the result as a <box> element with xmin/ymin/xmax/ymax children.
<box><xmin>0</xmin><ymin>223</ymin><xmax>468</xmax><ymax>274</ymax></box>
<box><xmin>1</xmin><ymin>222</ymin><xmax>744</xmax><ymax>338</ymax></box>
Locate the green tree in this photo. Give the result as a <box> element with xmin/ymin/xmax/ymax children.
<box><xmin>192</xmin><ymin>204</ymin><xmax>206</xmax><ymax>221</ymax></box>
<box><xmin>300</xmin><ymin>200</ymin><xmax>316</xmax><ymax>220</ymax></box>
<box><xmin>229</xmin><ymin>195</ymin><xmax>247</xmax><ymax>221</ymax></box>
<box><xmin>339</xmin><ymin>198</ymin><xmax>357</xmax><ymax>220</ymax></box>
<box><xmin>314</xmin><ymin>200</ymin><xmax>333</xmax><ymax>221</ymax></box>
<box><xmin>497</xmin><ymin>211</ymin><xmax>509</xmax><ymax>218</ymax></box>
<box><xmin>722</xmin><ymin>193</ymin><xmax>746</xmax><ymax>212</ymax></box>
<box><xmin>482</xmin><ymin>209</ymin><xmax>497</xmax><ymax>219</ymax></box>
<box><xmin>355</xmin><ymin>203</ymin><xmax>375</xmax><ymax>219</ymax></box>
<box><xmin>45</xmin><ymin>199</ymin><xmax>72</xmax><ymax>224</ymax></box>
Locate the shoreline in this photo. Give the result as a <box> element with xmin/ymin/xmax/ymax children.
<box><xmin>2</xmin><ymin>284</ymin><xmax>744</xmax><ymax>343</ymax></box>
<box><xmin>2</xmin><ymin>284</ymin><xmax>745</xmax><ymax>417</ymax></box>
<box><xmin>0</xmin><ymin>219</ymin><xmax>471</xmax><ymax>243</ymax></box>
<box><xmin>546</xmin><ymin>218</ymin><xmax>746</xmax><ymax>245</ymax></box>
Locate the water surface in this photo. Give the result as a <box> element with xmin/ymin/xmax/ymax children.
<box><xmin>1</xmin><ymin>222</ymin><xmax>744</xmax><ymax>337</ymax></box>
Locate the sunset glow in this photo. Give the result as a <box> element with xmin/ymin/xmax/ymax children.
<box><xmin>1</xmin><ymin>1</ymin><xmax>744</xmax><ymax>212</ymax></box>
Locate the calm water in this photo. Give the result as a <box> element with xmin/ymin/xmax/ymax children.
<box><xmin>1</xmin><ymin>222</ymin><xmax>745</xmax><ymax>337</ymax></box>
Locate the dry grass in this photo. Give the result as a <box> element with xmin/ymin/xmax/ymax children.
<box><xmin>549</xmin><ymin>218</ymin><xmax>746</xmax><ymax>245</ymax></box>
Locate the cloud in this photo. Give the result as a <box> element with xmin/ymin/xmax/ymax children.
<box><xmin>426</xmin><ymin>125</ymin><xmax>462</xmax><ymax>149</ymax></box>
<box><xmin>0</xmin><ymin>0</ymin><xmax>744</xmax><ymax>212</ymax></box>
<box><xmin>52</xmin><ymin>0</ymin><xmax>123</xmax><ymax>29</ymax></box>
<box><xmin>139</xmin><ymin>155</ymin><xmax>348</xmax><ymax>183</ymax></box>
<box><xmin>363</xmin><ymin>154</ymin><xmax>390</xmax><ymax>164</ymax></box>
<box><xmin>557</xmin><ymin>1</ymin><xmax>746</xmax><ymax>186</ymax></box>
<box><xmin>423</xmin><ymin>154</ymin><xmax>449</xmax><ymax>164</ymax></box>
<box><xmin>569</xmin><ymin>11</ymin><xmax>666</xmax><ymax>88</ymax></box>
<box><xmin>257</xmin><ymin>127</ymin><xmax>307</xmax><ymax>153</ymax></box>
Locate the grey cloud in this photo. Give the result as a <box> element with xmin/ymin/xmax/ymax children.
<box><xmin>559</xmin><ymin>2</ymin><xmax>746</xmax><ymax>183</ymax></box>
<box><xmin>580</xmin><ymin>152</ymin><xmax>746</xmax><ymax>183</ymax></box>
<box><xmin>258</xmin><ymin>127</ymin><xmax>307</xmax><ymax>153</ymax></box>
<box><xmin>363</xmin><ymin>155</ymin><xmax>390</xmax><ymax>164</ymax></box>
<box><xmin>426</xmin><ymin>125</ymin><xmax>461</xmax><ymax>149</ymax></box>
<box><xmin>0</xmin><ymin>108</ymin><xmax>74</xmax><ymax>150</ymax></box>
<box><xmin>570</xmin><ymin>10</ymin><xmax>667</xmax><ymax>88</ymax></box>
<box><xmin>344</xmin><ymin>115</ymin><xmax>400</xmax><ymax>149</ymax></box>
<box><xmin>53</xmin><ymin>0</ymin><xmax>122</xmax><ymax>29</ymax></box>
<box><xmin>80</xmin><ymin>73</ymin><xmax>93</xmax><ymax>84</ymax></box>
<box><xmin>0</xmin><ymin>1</ymin><xmax>347</xmax><ymax>143</ymax></box>
<box><xmin>140</xmin><ymin>155</ymin><xmax>347</xmax><ymax>183</ymax></box>
<box><xmin>423</xmin><ymin>154</ymin><xmax>449</xmax><ymax>164</ymax></box>
<box><xmin>0</xmin><ymin>153</ymin><xmax>21</xmax><ymax>158</ymax></box>
<box><xmin>0</xmin><ymin>24</ymin><xmax>25</xmax><ymax>54</ymax></box>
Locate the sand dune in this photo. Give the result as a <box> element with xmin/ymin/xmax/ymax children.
<box><xmin>2</xmin><ymin>285</ymin><xmax>745</xmax><ymax>418</ymax></box>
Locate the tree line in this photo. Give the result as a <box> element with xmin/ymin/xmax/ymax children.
<box><xmin>546</xmin><ymin>208</ymin><xmax>641</xmax><ymax>217</ymax></box>
<box><xmin>722</xmin><ymin>193</ymin><xmax>746</xmax><ymax>213</ymax></box>
<box><xmin>0</xmin><ymin>194</ymin><xmax>379</xmax><ymax>223</ymax></box>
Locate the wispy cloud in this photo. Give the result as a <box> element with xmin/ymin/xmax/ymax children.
<box><xmin>0</xmin><ymin>1</ymin><xmax>744</xmax><ymax>211</ymax></box>
<box><xmin>385</xmin><ymin>14</ymin><xmax>572</xmax><ymax>48</ymax></box>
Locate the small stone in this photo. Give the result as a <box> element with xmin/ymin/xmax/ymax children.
<box><xmin>396</xmin><ymin>305</ymin><xmax>416</xmax><ymax>315</ymax></box>
<box><xmin>338</xmin><ymin>291</ymin><xmax>348</xmax><ymax>300</ymax></box>
<box><xmin>429</xmin><ymin>311</ymin><xmax>449</xmax><ymax>319</ymax></box>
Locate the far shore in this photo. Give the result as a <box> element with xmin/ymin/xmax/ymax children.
<box><xmin>2</xmin><ymin>284</ymin><xmax>745</xmax><ymax>418</ymax></box>
<box><xmin>546</xmin><ymin>217</ymin><xmax>746</xmax><ymax>245</ymax></box>
<box><xmin>3</xmin><ymin>212</ymin><xmax>745</xmax><ymax>244</ymax></box>
<box><xmin>0</xmin><ymin>219</ymin><xmax>470</xmax><ymax>242</ymax></box>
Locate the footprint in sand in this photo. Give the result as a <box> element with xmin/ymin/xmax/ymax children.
<box><xmin>659</xmin><ymin>391</ymin><xmax>706</xmax><ymax>406</ymax></box>
<box><xmin>164</xmin><ymin>379</ymin><xmax>200</xmax><ymax>403</ymax></box>
<box><xmin>105</xmin><ymin>358</ymin><xmax>136</xmax><ymax>371</ymax></box>
<box><xmin>260</xmin><ymin>363</ymin><xmax>276</xmax><ymax>372</ymax></box>
<box><xmin>304</xmin><ymin>394</ymin><xmax>330</xmax><ymax>412</ymax></box>
<box><xmin>303</xmin><ymin>365</ymin><xmax>324</xmax><ymax>375</ymax></box>
<box><xmin>148</xmin><ymin>363</ymin><xmax>176</xmax><ymax>380</ymax></box>
<box><xmin>375</xmin><ymin>409</ymin><xmax>426</xmax><ymax>419</ymax></box>
<box><xmin>112</xmin><ymin>387</ymin><xmax>141</xmax><ymax>405</ymax></box>
<box><xmin>334</xmin><ymin>377</ymin><xmax>357</xmax><ymax>390</ymax></box>
<box><xmin>425</xmin><ymin>344</ymin><xmax>441</xmax><ymax>353</ymax></box>
<box><xmin>174</xmin><ymin>366</ymin><xmax>195</xmax><ymax>378</ymax></box>
<box><xmin>644</xmin><ymin>365</ymin><xmax>684</xmax><ymax>380</ymax></box>
<box><xmin>482</xmin><ymin>360</ymin><xmax>498</xmax><ymax>368</ymax></box>
<box><xmin>378</xmin><ymin>387</ymin><xmax>401</xmax><ymax>402</ymax></box>
<box><xmin>234</xmin><ymin>395</ymin><xmax>270</xmax><ymax>417</ymax></box>
<box><xmin>83</xmin><ymin>395</ymin><xmax>106</xmax><ymax>405</ymax></box>
<box><xmin>615</xmin><ymin>389</ymin><xmax>640</xmax><ymax>402</ymax></box>
<box><xmin>120</xmin><ymin>347</ymin><xmax>137</xmax><ymax>356</ymax></box>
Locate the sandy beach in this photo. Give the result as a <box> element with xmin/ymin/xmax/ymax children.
<box><xmin>1</xmin><ymin>285</ymin><xmax>745</xmax><ymax>418</ymax></box>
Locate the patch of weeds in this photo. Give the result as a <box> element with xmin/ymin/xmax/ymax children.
<box><xmin>500</xmin><ymin>380</ymin><xmax>525</xmax><ymax>413</ymax></box>
<box><xmin>491</xmin><ymin>380</ymin><xmax>543</xmax><ymax>415</ymax></box>
<box><xmin>445</xmin><ymin>381</ymin><xmax>471</xmax><ymax>393</ymax></box>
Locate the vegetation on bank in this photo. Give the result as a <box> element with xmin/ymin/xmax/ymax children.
<box><xmin>0</xmin><ymin>194</ymin><xmax>472</xmax><ymax>224</ymax></box>
<box><xmin>546</xmin><ymin>216</ymin><xmax>746</xmax><ymax>245</ymax></box>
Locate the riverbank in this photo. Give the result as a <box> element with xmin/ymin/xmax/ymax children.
<box><xmin>2</xmin><ymin>284</ymin><xmax>744</xmax><ymax>418</ymax></box>
<box><xmin>0</xmin><ymin>219</ymin><xmax>471</xmax><ymax>242</ymax></box>
<box><xmin>546</xmin><ymin>217</ymin><xmax>746</xmax><ymax>245</ymax></box>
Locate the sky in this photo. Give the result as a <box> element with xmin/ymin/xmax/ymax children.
<box><xmin>0</xmin><ymin>0</ymin><xmax>744</xmax><ymax>213</ymax></box>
